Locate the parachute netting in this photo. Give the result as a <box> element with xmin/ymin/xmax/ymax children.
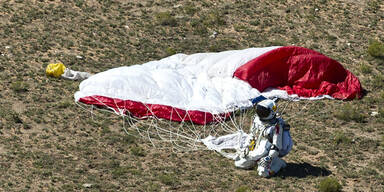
<box><xmin>75</xmin><ymin>96</ymin><xmax>309</xmax><ymax>154</ymax></box>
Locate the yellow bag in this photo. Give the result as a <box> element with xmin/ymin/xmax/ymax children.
<box><xmin>46</xmin><ymin>63</ymin><xmax>66</xmax><ymax>78</ymax></box>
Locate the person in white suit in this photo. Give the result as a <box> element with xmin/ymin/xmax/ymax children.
<box><xmin>235</xmin><ymin>99</ymin><xmax>293</xmax><ymax>177</ymax></box>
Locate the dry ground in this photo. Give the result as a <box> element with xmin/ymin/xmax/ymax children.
<box><xmin>0</xmin><ymin>0</ymin><xmax>384</xmax><ymax>191</ymax></box>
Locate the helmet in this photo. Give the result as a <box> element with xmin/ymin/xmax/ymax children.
<box><xmin>256</xmin><ymin>99</ymin><xmax>277</xmax><ymax>120</ymax></box>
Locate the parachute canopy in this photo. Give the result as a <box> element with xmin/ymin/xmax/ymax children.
<box><xmin>75</xmin><ymin>46</ymin><xmax>362</xmax><ymax>125</ymax></box>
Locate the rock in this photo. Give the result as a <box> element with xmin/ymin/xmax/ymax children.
<box><xmin>83</xmin><ymin>183</ymin><xmax>93</xmax><ymax>188</ymax></box>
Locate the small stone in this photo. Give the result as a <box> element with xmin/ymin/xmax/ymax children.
<box><xmin>209</xmin><ymin>31</ymin><xmax>218</xmax><ymax>38</ymax></box>
<box><xmin>371</xmin><ymin>111</ymin><xmax>378</xmax><ymax>117</ymax></box>
<box><xmin>76</xmin><ymin>55</ymin><xmax>83</xmax><ymax>59</ymax></box>
<box><xmin>83</xmin><ymin>183</ymin><xmax>93</xmax><ymax>188</ymax></box>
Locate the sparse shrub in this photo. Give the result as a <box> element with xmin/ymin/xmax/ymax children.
<box><xmin>377</xmin><ymin>107</ymin><xmax>384</xmax><ymax>122</ymax></box>
<box><xmin>367</xmin><ymin>1</ymin><xmax>380</xmax><ymax>12</ymax></box>
<box><xmin>11</xmin><ymin>112</ymin><xmax>23</xmax><ymax>124</ymax></box>
<box><xmin>122</xmin><ymin>134</ymin><xmax>135</xmax><ymax>145</ymax></box>
<box><xmin>75</xmin><ymin>0</ymin><xmax>85</xmax><ymax>8</ymax></box>
<box><xmin>193</xmin><ymin>24</ymin><xmax>208</xmax><ymax>35</ymax></box>
<box><xmin>234</xmin><ymin>24</ymin><xmax>247</xmax><ymax>32</ymax></box>
<box><xmin>235</xmin><ymin>185</ymin><xmax>251</xmax><ymax>192</ymax></box>
<box><xmin>158</xmin><ymin>174</ymin><xmax>178</xmax><ymax>186</ymax></box>
<box><xmin>250</xmin><ymin>20</ymin><xmax>260</xmax><ymax>26</ymax></box>
<box><xmin>208</xmin><ymin>45</ymin><xmax>220</xmax><ymax>52</ymax></box>
<box><xmin>146</xmin><ymin>182</ymin><xmax>161</xmax><ymax>192</ymax></box>
<box><xmin>184</xmin><ymin>3</ymin><xmax>199</xmax><ymax>15</ymax></box>
<box><xmin>57</xmin><ymin>101</ymin><xmax>72</xmax><ymax>109</ymax></box>
<box><xmin>112</xmin><ymin>166</ymin><xmax>129</xmax><ymax>179</ymax></box>
<box><xmin>155</xmin><ymin>12</ymin><xmax>177</xmax><ymax>26</ymax></box>
<box><xmin>333</xmin><ymin>131</ymin><xmax>351</xmax><ymax>145</ymax></box>
<box><xmin>165</xmin><ymin>47</ymin><xmax>176</xmax><ymax>56</ymax></box>
<box><xmin>130</xmin><ymin>146</ymin><xmax>146</xmax><ymax>157</ymax></box>
<box><xmin>318</xmin><ymin>177</ymin><xmax>342</xmax><ymax>192</ymax></box>
<box><xmin>360</xmin><ymin>64</ymin><xmax>372</xmax><ymax>74</ymax></box>
<box><xmin>380</xmin><ymin>91</ymin><xmax>384</xmax><ymax>100</ymax></box>
<box><xmin>11</xmin><ymin>81</ymin><xmax>29</xmax><ymax>93</ymax></box>
<box><xmin>372</xmin><ymin>74</ymin><xmax>384</xmax><ymax>89</ymax></box>
<box><xmin>380</xmin><ymin>135</ymin><xmax>384</xmax><ymax>149</ymax></box>
<box><xmin>202</xmin><ymin>11</ymin><xmax>226</xmax><ymax>26</ymax></box>
<box><xmin>367</xmin><ymin>40</ymin><xmax>384</xmax><ymax>58</ymax></box>
<box><xmin>334</xmin><ymin>104</ymin><xmax>366</xmax><ymax>123</ymax></box>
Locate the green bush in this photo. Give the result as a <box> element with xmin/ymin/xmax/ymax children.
<box><xmin>130</xmin><ymin>146</ymin><xmax>146</xmax><ymax>157</ymax></box>
<box><xmin>360</xmin><ymin>64</ymin><xmax>372</xmax><ymax>74</ymax></box>
<box><xmin>184</xmin><ymin>3</ymin><xmax>199</xmax><ymax>15</ymax></box>
<box><xmin>334</xmin><ymin>104</ymin><xmax>365</xmax><ymax>123</ymax></box>
<box><xmin>318</xmin><ymin>177</ymin><xmax>342</xmax><ymax>192</ymax></box>
<box><xmin>155</xmin><ymin>12</ymin><xmax>177</xmax><ymax>26</ymax></box>
<box><xmin>158</xmin><ymin>174</ymin><xmax>178</xmax><ymax>186</ymax></box>
<box><xmin>235</xmin><ymin>185</ymin><xmax>251</xmax><ymax>192</ymax></box>
<box><xmin>11</xmin><ymin>81</ymin><xmax>29</xmax><ymax>93</ymax></box>
<box><xmin>333</xmin><ymin>131</ymin><xmax>351</xmax><ymax>145</ymax></box>
<box><xmin>368</xmin><ymin>40</ymin><xmax>384</xmax><ymax>58</ymax></box>
<box><xmin>377</xmin><ymin>108</ymin><xmax>384</xmax><ymax>123</ymax></box>
<box><xmin>165</xmin><ymin>47</ymin><xmax>176</xmax><ymax>56</ymax></box>
<box><xmin>372</xmin><ymin>74</ymin><xmax>384</xmax><ymax>89</ymax></box>
<box><xmin>202</xmin><ymin>11</ymin><xmax>226</xmax><ymax>26</ymax></box>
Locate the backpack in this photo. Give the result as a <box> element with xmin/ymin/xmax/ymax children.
<box><xmin>279</xmin><ymin>129</ymin><xmax>293</xmax><ymax>157</ymax></box>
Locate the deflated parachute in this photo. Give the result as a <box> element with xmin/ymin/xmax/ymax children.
<box><xmin>75</xmin><ymin>46</ymin><xmax>362</xmax><ymax>125</ymax></box>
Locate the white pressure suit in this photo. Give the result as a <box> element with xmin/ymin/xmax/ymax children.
<box><xmin>234</xmin><ymin>99</ymin><xmax>292</xmax><ymax>177</ymax></box>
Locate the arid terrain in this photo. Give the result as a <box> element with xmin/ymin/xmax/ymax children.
<box><xmin>0</xmin><ymin>0</ymin><xmax>383</xmax><ymax>191</ymax></box>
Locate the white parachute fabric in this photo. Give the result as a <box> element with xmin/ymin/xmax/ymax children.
<box><xmin>75</xmin><ymin>47</ymin><xmax>280</xmax><ymax>115</ymax></box>
<box><xmin>62</xmin><ymin>68</ymin><xmax>92</xmax><ymax>81</ymax></box>
<box><xmin>201</xmin><ymin>131</ymin><xmax>252</xmax><ymax>159</ymax></box>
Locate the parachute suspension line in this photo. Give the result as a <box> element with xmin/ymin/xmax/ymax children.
<box><xmin>127</xmin><ymin>106</ymin><xmax>197</xmax><ymax>151</ymax></box>
<box><xmin>138</xmin><ymin>104</ymin><xmax>199</xmax><ymax>141</ymax></box>
<box><xmin>183</xmin><ymin>108</ymin><xmax>203</xmax><ymax>140</ymax></box>
<box><xmin>277</xmin><ymin>98</ymin><xmax>295</xmax><ymax>118</ymax></box>
<box><xmin>229</xmin><ymin>105</ymin><xmax>247</xmax><ymax>132</ymax></box>
<box><xmin>217</xmin><ymin>111</ymin><xmax>238</xmax><ymax>134</ymax></box>
<box><xmin>203</xmin><ymin>112</ymin><xmax>208</xmax><ymax>138</ymax></box>
<box><xmin>175</xmin><ymin>107</ymin><xmax>210</xmax><ymax>151</ymax></box>
<box><xmin>76</xmin><ymin>96</ymin><xmax>259</xmax><ymax>152</ymax></box>
<box><xmin>121</xmin><ymin>99</ymin><xmax>132</xmax><ymax>138</ymax></box>
<box><xmin>160</xmin><ymin>106</ymin><xmax>200</xmax><ymax>147</ymax></box>
<box><xmin>236</xmin><ymin>107</ymin><xmax>248</xmax><ymax>132</ymax></box>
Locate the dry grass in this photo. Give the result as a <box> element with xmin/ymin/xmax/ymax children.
<box><xmin>0</xmin><ymin>0</ymin><xmax>384</xmax><ymax>191</ymax></box>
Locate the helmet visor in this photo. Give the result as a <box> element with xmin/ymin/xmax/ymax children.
<box><xmin>256</xmin><ymin>105</ymin><xmax>271</xmax><ymax>119</ymax></box>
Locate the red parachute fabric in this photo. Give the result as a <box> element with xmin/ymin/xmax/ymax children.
<box><xmin>79</xmin><ymin>96</ymin><xmax>230</xmax><ymax>125</ymax></box>
<box><xmin>233</xmin><ymin>46</ymin><xmax>362</xmax><ymax>100</ymax></box>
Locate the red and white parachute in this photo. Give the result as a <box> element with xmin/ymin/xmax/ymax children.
<box><xmin>75</xmin><ymin>46</ymin><xmax>362</xmax><ymax>124</ymax></box>
<box><xmin>74</xmin><ymin>46</ymin><xmax>362</xmax><ymax>153</ymax></box>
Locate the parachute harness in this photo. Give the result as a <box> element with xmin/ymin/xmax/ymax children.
<box><xmin>244</xmin><ymin>115</ymin><xmax>268</xmax><ymax>156</ymax></box>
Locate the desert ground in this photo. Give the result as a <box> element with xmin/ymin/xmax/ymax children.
<box><xmin>0</xmin><ymin>0</ymin><xmax>383</xmax><ymax>191</ymax></box>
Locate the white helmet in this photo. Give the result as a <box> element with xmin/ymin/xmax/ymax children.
<box><xmin>256</xmin><ymin>99</ymin><xmax>277</xmax><ymax>120</ymax></box>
